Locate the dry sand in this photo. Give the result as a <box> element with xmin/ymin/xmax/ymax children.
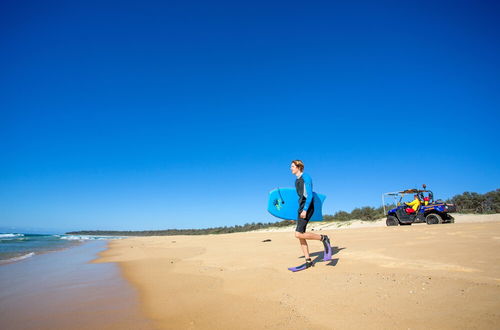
<box><xmin>255</xmin><ymin>213</ymin><xmax>500</xmax><ymax>232</ymax></box>
<box><xmin>95</xmin><ymin>214</ymin><xmax>500</xmax><ymax>329</ymax></box>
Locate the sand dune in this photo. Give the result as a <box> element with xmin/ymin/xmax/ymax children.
<box><xmin>95</xmin><ymin>214</ymin><xmax>500</xmax><ymax>329</ymax></box>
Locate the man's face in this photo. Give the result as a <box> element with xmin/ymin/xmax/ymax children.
<box><xmin>290</xmin><ymin>163</ymin><xmax>299</xmax><ymax>175</ymax></box>
<box><xmin>414</xmin><ymin>195</ymin><xmax>419</xmax><ymax>200</ymax></box>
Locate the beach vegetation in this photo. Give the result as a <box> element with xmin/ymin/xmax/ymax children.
<box><xmin>323</xmin><ymin>206</ymin><xmax>391</xmax><ymax>222</ymax></box>
<box><xmin>447</xmin><ymin>189</ymin><xmax>500</xmax><ymax>214</ymax></box>
<box><xmin>67</xmin><ymin>220</ymin><xmax>293</xmax><ymax>236</ymax></box>
<box><xmin>67</xmin><ymin>189</ymin><xmax>499</xmax><ymax>236</ymax></box>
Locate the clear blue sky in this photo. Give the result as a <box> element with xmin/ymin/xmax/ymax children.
<box><xmin>1</xmin><ymin>1</ymin><xmax>499</xmax><ymax>233</ymax></box>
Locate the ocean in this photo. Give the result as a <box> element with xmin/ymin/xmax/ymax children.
<box><xmin>0</xmin><ymin>233</ymin><xmax>125</xmax><ymax>264</ymax></box>
<box><xmin>0</xmin><ymin>238</ymin><xmax>153</xmax><ymax>329</ymax></box>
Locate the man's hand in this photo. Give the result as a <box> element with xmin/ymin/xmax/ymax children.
<box><xmin>300</xmin><ymin>210</ymin><xmax>307</xmax><ymax>219</ymax></box>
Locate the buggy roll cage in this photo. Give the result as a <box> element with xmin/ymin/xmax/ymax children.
<box><xmin>382</xmin><ymin>186</ymin><xmax>434</xmax><ymax>215</ymax></box>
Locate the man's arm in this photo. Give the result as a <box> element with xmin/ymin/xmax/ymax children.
<box><xmin>406</xmin><ymin>200</ymin><xmax>418</xmax><ymax>207</ymax></box>
<box><xmin>302</xmin><ymin>174</ymin><xmax>313</xmax><ymax>211</ymax></box>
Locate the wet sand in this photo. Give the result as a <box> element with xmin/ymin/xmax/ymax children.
<box><xmin>0</xmin><ymin>240</ymin><xmax>152</xmax><ymax>330</ymax></box>
<box><xmin>96</xmin><ymin>215</ymin><xmax>500</xmax><ymax>329</ymax></box>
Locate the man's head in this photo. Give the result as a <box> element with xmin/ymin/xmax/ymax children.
<box><xmin>414</xmin><ymin>194</ymin><xmax>419</xmax><ymax>200</ymax></box>
<box><xmin>290</xmin><ymin>160</ymin><xmax>304</xmax><ymax>175</ymax></box>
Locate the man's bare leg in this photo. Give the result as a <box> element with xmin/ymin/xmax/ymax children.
<box><xmin>298</xmin><ymin>238</ymin><xmax>310</xmax><ymax>259</ymax></box>
<box><xmin>295</xmin><ymin>232</ymin><xmax>322</xmax><ymax>241</ymax></box>
<box><xmin>295</xmin><ymin>231</ymin><xmax>332</xmax><ymax>263</ymax></box>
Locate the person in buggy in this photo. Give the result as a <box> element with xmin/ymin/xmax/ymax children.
<box><xmin>405</xmin><ymin>194</ymin><xmax>421</xmax><ymax>214</ymax></box>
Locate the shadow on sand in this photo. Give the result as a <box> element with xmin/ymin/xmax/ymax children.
<box><xmin>298</xmin><ymin>246</ymin><xmax>345</xmax><ymax>267</ymax></box>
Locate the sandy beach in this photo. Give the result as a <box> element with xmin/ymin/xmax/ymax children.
<box><xmin>94</xmin><ymin>214</ymin><xmax>500</xmax><ymax>329</ymax></box>
<box><xmin>4</xmin><ymin>0</ymin><xmax>499</xmax><ymax>328</ymax></box>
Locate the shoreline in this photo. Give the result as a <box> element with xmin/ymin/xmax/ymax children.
<box><xmin>0</xmin><ymin>233</ymin><xmax>126</xmax><ymax>266</ymax></box>
<box><xmin>96</xmin><ymin>214</ymin><xmax>500</xmax><ymax>329</ymax></box>
<box><xmin>0</xmin><ymin>241</ymin><xmax>86</xmax><ymax>266</ymax></box>
<box><xmin>0</xmin><ymin>240</ymin><xmax>153</xmax><ymax>330</ymax></box>
<box><xmin>0</xmin><ymin>235</ymin><xmax>84</xmax><ymax>266</ymax></box>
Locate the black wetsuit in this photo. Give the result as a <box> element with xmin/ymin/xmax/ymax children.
<box><xmin>295</xmin><ymin>173</ymin><xmax>315</xmax><ymax>233</ymax></box>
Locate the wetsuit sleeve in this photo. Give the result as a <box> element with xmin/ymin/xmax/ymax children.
<box><xmin>303</xmin><ymin>174</ymin><xmax>313</xmax><ymax>211</ymax></box>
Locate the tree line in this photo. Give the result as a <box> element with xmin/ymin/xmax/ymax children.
<box><xmin>447</xmin><ymin>188</ymin><xmax>500</xmax><ymax>214</ymax></box>
<box><xmin>67</xmin><ymin>188</ymin><xmax>499</xmax><ymax>236</ymax></box>
<box><xmin>66</xmin><ymin>220</ymin><xmax>292</xmax><ymax>236</ymax></box>
<box><xmin>323</xmin><ymin>205</ymin><xmax>392</xmax><ymax>222</ymax></box>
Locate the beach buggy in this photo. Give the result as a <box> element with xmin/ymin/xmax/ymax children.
<box><xmin>382</xmin><ymin>185</ymin><xmax>457</xmax><ymax>226</ymax></box>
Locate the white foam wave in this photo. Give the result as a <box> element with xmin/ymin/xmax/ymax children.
<box><xmin>59</xmin><ymin>235</ymin><xmax>125</xmax><ymax>241</ymax></box>
<box><xmin>0</xmin><ymin>252</ymin><xmax>35</xmax><ymax>264</ymax></box>
<box><xmin>0</xmin><ymin>233</ymin><xmax>24</xmax><ymax>238</ymax></box>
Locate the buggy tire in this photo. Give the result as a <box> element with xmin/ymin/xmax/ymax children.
<box><xmin>426</xmin><ymin>213</ymin><xmax>442</xmax><ymax>225</ymax></box>
<box><xmin>386</xmin><ymin>216</ymin><xmax>399</xmax><ymax>226</ymax></box>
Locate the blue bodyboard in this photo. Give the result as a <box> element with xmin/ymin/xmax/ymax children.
<box><xmin>267</xmin><ymin>188</ymin><xmax>326</xmax><ymax>221</ymax></box>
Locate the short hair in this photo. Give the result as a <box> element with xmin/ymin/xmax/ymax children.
<box><xmin>291</xmin><ymin>160</ymin><xmax>304</xmax><ymax>172</ymax></box>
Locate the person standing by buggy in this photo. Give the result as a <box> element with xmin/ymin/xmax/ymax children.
<box><xmin>290</xmin><ymin>160</ymin><xmax>332</xmax><ymax>270</ymax></box>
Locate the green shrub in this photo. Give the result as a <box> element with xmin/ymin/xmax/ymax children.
<box><xmin>448</xmin><ymin>189</ymin><xmax>500</xmax><ymax>214</ymax></box>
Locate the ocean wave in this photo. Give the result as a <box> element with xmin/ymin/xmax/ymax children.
<box><xmin>0</xmin><ymin>252</ymin><xmax>35</xmax><ymax>264</ymax></box>
<box><xmin>0</xmin><ymin>233</ymin><xmax>24</xmax><ymax>238</ymax></box>
<box><xmin>0</xmin><ymin>237</ymin><xmax>28</xmax><ymax>242</ymax></box>
<box><xmin>59</xmin><ymin>235</ymin><xmax>125</xmax><ymax>241</ymax></box>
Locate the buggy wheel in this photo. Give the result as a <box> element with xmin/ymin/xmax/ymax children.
<box><xmin>426</xmin><ymin>213</ymin><xmax>442</xmax><ymax>225</ymax></box>
<box><xmin>386</xmin><ymin>216</ymin><xmax>399</xmax><ymax>226</ymax></box>
<box><xmin>444</xmin><ymin>215</ymin><xmax>455</xmax><ymax>224</ymax></box>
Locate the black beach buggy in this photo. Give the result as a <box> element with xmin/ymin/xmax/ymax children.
<box><xmin>382</xmin><ymin>185</ymin><xmax>457</xmax><ymax>226</ymax></box>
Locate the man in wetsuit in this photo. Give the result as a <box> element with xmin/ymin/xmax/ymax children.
<box><xmin>290</xmin><ymin>160</ymin><xmax>331</xmax><ymax>269</ymax></box>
